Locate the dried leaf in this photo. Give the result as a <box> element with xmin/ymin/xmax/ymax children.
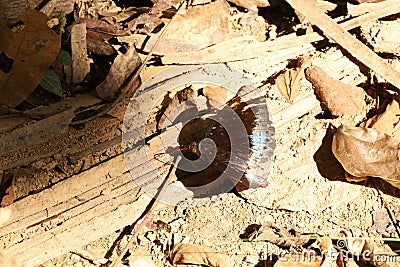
<box><xmin>365</xmin><ymin>99</ymin><xmax>400</xmax><ymax>136</ymax></box>
<box><xmin>0</xmin><ymin>9</ymin><xmax>60</xmax><ymax>107</ymax></box>
<box><xmin>157</xmin><ymin>86</ymin><xmax>197</xmax><ymax>129</ymax></box>
<box><xmin>332</xmin><ymin>125</ymin><xmax>400</xmax><ymax>187</ymax></box>
<box><xmin>128</xmin><ymin>256</ymin><xmax>157</xmax><ymax>267</ymax></box>
<box><xmin>158</xmin><ymin>0</ymin><xmax>230</xmax><ymax>53</ymax></box>
<box><xmin>130</xmin><ymin>13</ymin><xmax>164</xmax><ymax>35</ymax></box>
<box><xmin>96</xmin><ymin>45</ymin><xmax>141</xmax><ymax>100</ymax></box>
<box><xmin>305</xmin><ymin>66</ymin><xmax>365</xmax><ymax>116</ymax></box>
<box><xmin>276</xmin><ymin>55</ymin><xmax>312</xmax><ymax>103</ymax></box>
<box><xmin>71</xmin><ymin>23</ymin><xmax>90</xmax><ymax>84</ymax></box>
<box><xmin>170</xmin><ymin>243</ymin><xmax>232</xmax><ymax>267</ymax></box>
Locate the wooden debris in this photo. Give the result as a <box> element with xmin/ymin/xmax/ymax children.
<box><xmin>285</xmin><ymin>0</ymin><xmax>400</xmax><ymax>90</ymax></box>
<box><xmin>71</xmin><ymin>23</ymin><xmax>90</xmax><ymax>84</ymax></box>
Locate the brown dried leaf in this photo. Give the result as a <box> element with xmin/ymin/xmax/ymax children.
<box><xmin>365</xmin><ymin>99</ymin><xmax>400</xmax><ymax>136</ymax></box>
<box><xmin>332</xmin><ymin>125</ymin><xmax>400</xmax><ymax>187</ymax></box>
<box><xmin>0</xmin><ymin>9</ymin><xmax>60</xmax><ymax>107</ymax></box>
<box><xmin>159</xmin><ymin>0</ymin><xmax>230</xmax><ymax>53</ymax></box>
<box><xmin>276</xmin><ymin>55</ymin><xmax>312</xmax><ymax>103</ymax></box>
<box><xmin>170</xmin><ymin>243</ymin><xmax>232</xmax><ymax>267</ymax></box>
<box><xmin>130</xmin><ymin>13</ymin><xmax>164</xmax><ymax>35</ymax></box>
<box><xmin>96</xmin><ymin>45</ymin><xmax>141</xmax><ymax>100</ymax></box>
<box><xmin>305</xmin><ymin>66</ymin><xmax>365</xmax><ymax>116</ymax></box>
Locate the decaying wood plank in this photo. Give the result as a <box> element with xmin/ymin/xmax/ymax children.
<box><xmin>285</xmin><ymin>0</ymin><xmax>400</xmax><ymax>90</ymax></box>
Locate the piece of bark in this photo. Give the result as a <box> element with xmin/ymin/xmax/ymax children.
<box><xmin>332</xmin><ymin>125</ymin><xmax>400</xmax><ymax>187</ymax></box>
<box><xmin>305</xmin><ymin>66</ymin><xmax>365</xmax><ymax>116</ymax></box>
<box><xmin>285</xmin><ymin>0</ymin><xmax>400</xmax><ymax>90</ymax></box>
<box><xmin>71</xmin><ymin>23</ymin><xmax>90</xmax><ymax>84</ymax></box>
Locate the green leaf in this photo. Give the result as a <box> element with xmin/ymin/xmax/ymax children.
<box><xmin>40</xmin><ymin>68</ymin><xmax>63</xmax><ymax>97</ymax></box>
<box><xmin>55</xmin><ymin>50</ymin><xmax>72</xmax><ymax>65</ymax></box>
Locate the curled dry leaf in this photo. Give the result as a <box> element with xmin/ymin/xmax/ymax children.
<box><xmin>276</xmin><ymin>55</ymin><xmax>312</xmax><ymax>103</ymax></box>
<box><xmin>96</xmin><ymin>45</ymin><xmax>141</xmax><ymax>100</ymax></box>
<box><xmin>332</xmin><ymin>125</ymin><xmax>400</xmax><ymax>187</ymax></box>
<box><xmin>170</xmin><ymin>243</ymin><xmax>232</xmax><ymax>267</ymax></box>
<box><xmin>0</xmin><ymin>9</ymin><xmax>60</xmax><ymax>107</ymax></box>
<box><xmin>305</xmin><ymin>66</ymin><xmax>365</xmax><ymax>116</ymax></box>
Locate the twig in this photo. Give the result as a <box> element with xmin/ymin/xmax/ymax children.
<box><xmin>109</xmin><ymin>156</ymin><xmax>181</xmax><ymax>267</ymax></box>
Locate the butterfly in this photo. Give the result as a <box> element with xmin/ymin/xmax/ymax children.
<box><xmin>157</xmin><ymin>84</ymin><xmax>276</xmax><ymax>198</ymax></box>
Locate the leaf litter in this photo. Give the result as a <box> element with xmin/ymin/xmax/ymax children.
<box><xmin>2</xmin><ymin>0</ymin><xmax>400</xmax><ymax>266</ymax></box>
